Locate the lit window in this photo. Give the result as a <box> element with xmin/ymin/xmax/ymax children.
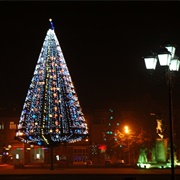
<box><xmin>36</xmin><ymin>154</ymin><xmax>40</xmax><ymax>159</ymax></box>
<box><xmin>16</xmin><ymin>154</ymin><xmax>19</xmax><ymax>159</ymax></box>
<box><xmin>0</xmin><ymin>123</ymin><xmax>4</xmax><ymax>129</ymax></box>
<box><xmin>10</xmin><ymin>122</ymin><xmax>16</xmax><ymax>129</ymax></box>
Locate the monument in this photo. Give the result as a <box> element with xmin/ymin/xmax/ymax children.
<box><xmin>154</xmin><ymin>119</ymin><xmax>168</xmax><ymax>163</ymax></box>
<box><xmin>137</xmin><ymin>118</ymin><xmax>179</xmax><ymax>168</ymax></box>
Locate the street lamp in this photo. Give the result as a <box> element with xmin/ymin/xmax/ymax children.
<box><xmin>143</xmin><ymin>42</ymin><xmax>180</xmax><ymax>180</ymax></box>
<box><xmin>124</xmin><ymin>126</ymin><xmax>129</xmax><ymax>134</ymax></box>
<box><xmin>124</xmin><ymin>126</ymin><xmax>130</xmax><ymax>164</ymax></box>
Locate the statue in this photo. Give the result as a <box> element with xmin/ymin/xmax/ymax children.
<box><xmin>138</xmin><ymin>145</ymin><xmax>148</xmax><ymax>163</ymax></box>
<box><xmin>156</xmin><ymin>119</ymin><xmax>164</xmax><ymax>139</ymax></box>
<box><xmin>155</xmin><ymin>119</ymin><xmax>168</xmax><ymax>163</ymax></box>
<box><xmin>137</xmin><ymin>117</ymin><xmax>179</xmax><ymax>167</ymax></box>
<box><xmin>151</xmin><ymin>145</ymin><xmax>156</xmax><ymax>163</ymax></box>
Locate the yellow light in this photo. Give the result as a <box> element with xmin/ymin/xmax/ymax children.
<box><xmin>49</xmin><ymin>18</ymin><xmax>52</xmax><ymax>22</ymax></box>
<box><xmin>124</xmin><ymin>126</ymin><xmax>129</xmax><ymax>134</ymax></box>
<box><xmin>17</xmin><ymin>132</ymin><xmax>24</xmax><ymax>136</ymax></box>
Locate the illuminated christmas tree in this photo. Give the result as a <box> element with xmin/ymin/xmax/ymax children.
<box><xmin>16</xmin><ymin>19</ymin><xmax>88</xmax><ymax>147</ymax></box>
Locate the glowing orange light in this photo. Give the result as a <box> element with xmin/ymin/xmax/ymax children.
<box><xmin>17</xmin><ymin>132</ymin><xmax>24</xmax><ymax>136</ymax></box>
<box><xmin>124</xmin><ymin>126</ymin><xmax>129</xmax><ymax>134</ymax></box>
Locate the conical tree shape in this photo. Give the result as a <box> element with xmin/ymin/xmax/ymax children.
<box><xmin>16</xmin><ymin>20</ymin><xmax>88</xmax><ymax>147</ymax></box>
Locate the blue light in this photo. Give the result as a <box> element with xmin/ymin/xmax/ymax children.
<box><xmin>56</xmin><ymin>135</ymin><xmax>59</xmax><ymax>138</ymax></box>
<box><xmin>32</xmin><ymin>115</ymin><xmax>36</xmax><ymax>118</ymax></box>
<box><xmin>16</xmin><ymin>19</ymin><xmax>89</xmax><ymax>146</ymax></box>
<box><xmin>50</xmin><ymin>20</ymin><xmax>55</xmax><ymax>30</ymax></box>
<box><xmin>37</xmin><ymin>141</ymin><xmax>42</xmax><ymax>146</ymax></box>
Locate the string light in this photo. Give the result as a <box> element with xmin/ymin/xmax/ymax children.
<box><xmin>16</xmin><ymin>20</ymin><xmax>88</xmax><ymax>146</ymax></box>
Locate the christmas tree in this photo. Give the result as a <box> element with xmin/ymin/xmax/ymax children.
<box><xmin>16</xmin><ymin>19</ymin><xmax>88</xmax><ymax>147</ymax></box>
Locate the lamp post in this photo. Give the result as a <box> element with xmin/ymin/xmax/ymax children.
<box><xmin>143</xmin><ymin>42</ymin><xmax>180</xmax><ymax>180</ymax></box>
<box><xmin>124</xmin><ymin>126</ymin><xmax>130</xmax><ymax>165</ymax></box>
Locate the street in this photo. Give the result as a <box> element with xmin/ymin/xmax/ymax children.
<box><xmin>1</xmin><ymin>164</ymin><xmax>180</xmax><ymax>180</ymax></box>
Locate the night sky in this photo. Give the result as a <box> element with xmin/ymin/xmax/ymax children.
<box><xmin>1</xmin><ymin>1</ymin><xmax>180</xmax><ymax>129</ymax></box>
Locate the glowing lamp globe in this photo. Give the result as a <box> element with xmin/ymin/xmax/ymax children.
<box><xmin>144</xmin><ymin>55</ymin><xmax>158</xmax><ymax>70</ymax></box>
<box><xmin>165</xmin><ymin>44</ymin><xmax>176</xmax><ymax>59</ymax></box>
<box><xmin>169</xmin><ymin>57</ymin><xmax>180</xmax><ymax>71</ymax></box>
<box><xmin>158</xmin><ymin>48</ymin><xmax>171</xmax><ymax>66</ymax></box>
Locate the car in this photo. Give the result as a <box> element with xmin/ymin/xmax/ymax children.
<box><xmin>117</xmin><ymin>159</ymin><xmax>125</xmax><ymax>166</ymax></box>
<box><xmin>105</xmin><ymin>160</ymin><xmax>113</xmax><ymax>167</ymax></box>
<box><xmin>105</xmin><ymin>159</ymin><xmax>125</xmax><ymax>167</ymax></box>
<box><xmin>84</xmin><ymin>160</ymin><xmax>93</xmax><ymax>166</ymax></box>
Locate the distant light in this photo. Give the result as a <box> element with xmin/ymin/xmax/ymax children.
<box><xmin>56</xmin><ymin>155</ymin><xmax>60</xmax><ymax>161</ymax></box>
<box><xmin>16</xmin><ymin>154</ymin><xmax>19</xmax><ymax>159</ymax></box>
<box><xmin>49</xmin><ymin>18</ymin><xmax>55</xmax><ymax>30</ymax></box>
<box><xmin>139</xmin><ymin>163</ymin><xmax>151</xmax><ymax>169</ymax></box>
<box><xmin>98</xmin><ymin>145</ymin><xmax>106</xmax><ymax>151</ymax></box>
<box><xmin>124</xmin><ymin>126</ymin><xmax>129</xmax><ymax>134</ymax></box>
<box><xmin>36</xmin><ymin>154</ymin><xmax>40</xmax><ymax>159</ymax></box>
<box><xmin>37</xmin><ymin>141</ymin><xmax>42</xmax><ymax>146</ymax></box>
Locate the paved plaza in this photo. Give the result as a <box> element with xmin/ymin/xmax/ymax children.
<box><xmin>1</xmin><ymin>164</ymin><xmax>180</xmax><ymax>180</ymax></box>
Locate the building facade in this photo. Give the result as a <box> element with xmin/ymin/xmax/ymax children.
<box><xmin>0</xmin><ymin>115</ymin><xmax>91</xmax><ymax>166</ymax></box>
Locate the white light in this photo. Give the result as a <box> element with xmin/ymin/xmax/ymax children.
<box><xmin>36</xmin><ymin>154</ymin><xmax>40</xmax><ymax>159</ymax></box>
<box><xmin>165</xmin><ymin>45</ymin><xmax>176</xmax><ymax>58</ymax></box>
<box><xmin>56</xmin><ymin>155</ymin><xmax>60</xmax><ymax>161</ymax></box>
<box><xmin>169</xmin><ymin>58</ymin><xmax>180</xmax><ymax>71</ymax></box>
<box><xmin>158</xmin><ymin>53</ymin><xmax>171</xmax><ymax>66</ymax></box>
<box><xmin>16</xmin><ymin>154</ymin><xmax>19</xmax><ymax>159</ymax></box>
<box><xmin>144</xmin><ymin>57</ymin><xmax>158</xmax><ymax>70</ymax></box>
<box><xmin>146</xmin><ymin>164</ymin><xmax>151</xmax><ymax>168</ymax></box>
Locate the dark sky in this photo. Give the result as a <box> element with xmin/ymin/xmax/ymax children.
<box><xmin>1</xmin><ymin>1</ymin><xmax>180</xmax><ymax>118</ymax></box>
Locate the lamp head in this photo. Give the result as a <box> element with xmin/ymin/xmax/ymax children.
<box><xmin>162</xmin><ymin>41</ymin><xmax>176</xmax><ymax>59</ymax></box>
<box><xmin>169</xmin><ymin>55</ymin><xmax>180</xmax><ymax>71</ymax></box>
<box><xmin>143</xmin><ymin>53</ymin><xmax>158</xmax><ymax>70</ymax></box>
<box><xmin>157</xmin><ymin>47</ymin><xmax>171</xmax><ymax>67</ymax></box>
